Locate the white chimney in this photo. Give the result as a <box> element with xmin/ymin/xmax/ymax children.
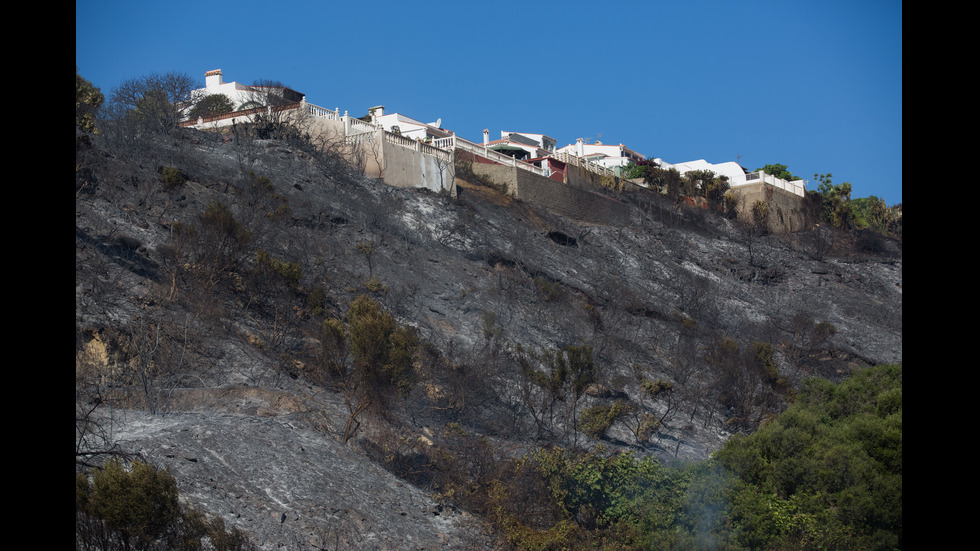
<box><xmin>576</xmin><ymin>137</ymin><xmax>584</xmax><ymax>157</ymax></box>
<box><xmin>205</xmin><ymin>69</ymin><xmax>223</xmax><ymax>90</ymax></box>
<box><xmin>483</xmin><ymin>129</ymin><xmax>489</xmax><ymax>146</ymax></box>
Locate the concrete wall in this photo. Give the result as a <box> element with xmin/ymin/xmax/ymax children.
<box><xmin>516</xmin><ymin>169</ymin><xmax>630</xmax><ymax>226</ymax></box>
<box><xmin>729</xmin><ymin>182</ymin><xmax>807</xmax><ymax>233</ymax></box>
<box><xmin>466</xmin><ymin>156</ymin><xmax>629</xmax><ymax>226</ymax></box>
<box><xmin>382</xmin><ymin>138</ymin><xmax>454</xmax><ymax>195</ymax></box>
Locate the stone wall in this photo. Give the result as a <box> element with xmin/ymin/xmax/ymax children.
<box><xmin>729</xmin><ymin>182</ymin><xmax>808</xmax><ymax>233</ymax></box>
<box><xmin>563</xmin><ymin>163</ymin><xmax>620</xmax><ymax>192</ymax></box>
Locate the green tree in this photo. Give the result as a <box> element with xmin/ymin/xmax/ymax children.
<box><xmin>332</xmin><ymin>295</ymin><xmax>419</xmax><ymax>442</ymax></box>
<box><xmin>813</xmin><ymin>173</ymin><xmax>854</xmax><ymax>229</ymax></box>
<box><xmin>187</xmin><ymin>93</ymin><xmax>234</xmax><ymax>120</ymax></box>
<box><xmin>715</xmin><ymin>364</ymin><xmax>903</xmax><ymax>550</ymax></box>
<box><xmin>757</xmin><ymin>163</ymin><xmax>799</xmax><ymax>181</ymax></box>
<box><xmin>76</xmin><ymin>68</ymin><xmax>104</xmax><ymax>134</ymax></box>
<box><xmin>851</xmin><ymin>195</ymin><xmax>889</xmax><ymax>234</ymax></box>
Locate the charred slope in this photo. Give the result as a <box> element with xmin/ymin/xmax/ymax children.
<box><xmin>75</xmin><ymin>128</ymin><xmax>901</xmax><ymax>548</ymax></box>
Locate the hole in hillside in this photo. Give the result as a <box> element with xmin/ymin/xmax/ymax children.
<box><xmin>546</xmin><ymin>230</ymin><xmax>577</xmax><ymax>247</ymax></box>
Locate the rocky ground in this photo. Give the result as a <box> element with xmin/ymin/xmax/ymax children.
<box><xmin>76</xmin><ymin>128</ymin><xmax>901</xmax><ymax>549</ymax></box>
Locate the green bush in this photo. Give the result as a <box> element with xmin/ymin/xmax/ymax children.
<box><xmin>160</xmin><ymin>166</ymin><xmax>187</xmax><ymax>190</ymax></box>
<box><xmin>715</xmin><ymin>364</ymin><xmax>903</xmax><ymax>550</ymax></box>
<box><xmin>255</xmin><ymin>250</ymin><xmax>302</xmax><ymax>290</ymax></box>
<box><xmin>76</xmin><ymin>458</ymin><xmax>253</xmax><ymax>550</ymax></box>
<box><xmin>580</xmin><ymin>400</ymin><xmax>633</xmax><ymax>439</ymax></box>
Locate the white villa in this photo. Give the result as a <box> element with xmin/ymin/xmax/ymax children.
<box><xmin>192</xmin><ymin>69</ymin><xmax>305</xmax><ymax>111</ymax></box>
<box><xmin>483</xmin><ymin>131</ymin><xmax>558</xmax><ymax>161</ymax></box>
<box><xmin>556</xmin><ymin>139</ymin><xmax>646</xmax><ymax>171</ymax></box>
<box><xmin>369</xmin><ymin>106</ymin><xmax>454</xmax><ymax>143</ymax></box>
<box><xmin>655</xmin><ymin>158</ymin><xmax>806</xmax><ymax>197</ymax></box>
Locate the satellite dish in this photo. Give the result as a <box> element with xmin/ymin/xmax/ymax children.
<box><xmin>429</xmin><ymin>118</ymin><xmax>442</xmax><ymax>128</ymax></box>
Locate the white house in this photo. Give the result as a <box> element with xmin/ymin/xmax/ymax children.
<box><xmin>369</xmin><ymin>106</ymin><xmax>454</xmax><ymax>142</ymax></box>
<box><xmin>483</xmin><ymin>131</ymin><xmax>557</xmax><ymax>161</ymax></box>
<box><xmin>191</xmin><ymin>69</ymin><xmax>305</xmax><ymax>111</ymax></box>
<box><xmin>655</xmin><ymin>158</ymin><xmax>806</xmax><ymax>196</ymax></box>
<box><xmin>556</xmin><ymin>139</ymin><xmax>645</xmax><ymax>170</ymax></box>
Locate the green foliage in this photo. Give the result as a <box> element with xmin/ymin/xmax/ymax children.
<box><xmin>347</xmin><ymin>294</ymin><xmax>418</xmax><ymax>397</ymax></box>
<box><xmin>307</xmin><ymin>285</ymin><xmax>327</xmax><ymax>316</ymax></box>
<box><xmin>160</xmin><ymin>166</ymin><xmax>187</xmax><ymax>190</ymax></box>
<box><xmin>640</xmin><ymin>165</ymin><xmax>684</xmax><ymax>197</ymax></box>
<box><xmin>640</xmin><ymin>378</ymin><xmax>674</xmax><ymax>399</ymax></box>
<box><xmin>715</xmin><ymin>364</ymin><xmax>903</xmax><ymax>550</ymax></box>
<box><xmin>851</xmin><ymin>195</ymin><xmax>890</xmax><ymax>234</ymax></box>
<box><xmin>703</xmin><ymin>175</ymin><xmax>730</xmax><ymax>206</ymax></box>
<box><xmin>619</xmin><ymin>162</ymin><xmax>646</xmax><ymax>180</ymax></box>
<box><xmin>683</xmin><ymin>169</ymin><xmax>715</xmax><ymax>197</ymax></box>
<box><xmin>757</xmin><ymin>163</ymin><xmax>799</xmax><ymax>182</ymax></box>
<box><xmin>580</xmin><ymin>400</ymin><xmax>633</xmax><ymax>439</ymax></box>
<box><xmin>527</xmin><ymin>447</ymin><xmax>733</xmax><ymax>547</ymax></box>
<box><xmin>633</xmin><ymin>413</ymin><xmax>661</xmax><ymax>442</ymax></box>
<box><xmin>76</xmin><ymin>68</ymin><xmax>104</xmax><ymax>134</ymax></box>
<box><xmin>363</xmin><ymin>275</ymin><xmax>388</xmax><ymax>294</ymax></box>
<box><xmin>76</xmin><ymin>459</ymin><xmax>253</xmax><ymax>550</ymax></box>
<box><xmin>187</xmin><ymin>93</ymin><xmax>234</xmax><ymax>120</ymax></box>
<box><xmin>814</xmin><ymin>173</ymin><xmax>855</xmax><ymax>229</ymax></box>
<box><xmin>255</xmin><ymin>250</ymin><xmax>302</xmax><ymax>290</ymax></box>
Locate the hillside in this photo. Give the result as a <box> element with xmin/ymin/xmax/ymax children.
<box><xmin>75</xmin><ymin>124</ymin><xmax>901</xmax><ymax>549</ymax></box>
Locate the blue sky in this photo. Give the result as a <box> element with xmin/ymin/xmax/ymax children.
<box><xmin>77</xmin><ymin>0</ymin><xmax>902</xmax><ymax>205</ymax></box>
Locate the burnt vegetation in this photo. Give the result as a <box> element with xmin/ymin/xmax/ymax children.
<box><xmin>77</xmin><ymin>70</ymin><xmax>901</xmax><ymax>550</ymax></box>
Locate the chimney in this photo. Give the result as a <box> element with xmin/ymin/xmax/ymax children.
<box><xmin>576</xmin><ymin>137</ymin><xmax>584</xmax><ymax>157</ymax></box>
<box><xmin>483</xmin><ymin>129</ymin><xmax>489</xmax><ymax>146</ymax></box>
<box><xmin>205</xmin><ymin>69</ymin><xmax>223</xmax><ymax>90</ymax></box>
<box><xmin>370</xmin><ymin>105</ymin><xmax>385</xmax><ymax>123</ymax></box>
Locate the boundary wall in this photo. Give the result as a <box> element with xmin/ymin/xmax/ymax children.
<box><xmin>464</xmin><ymin>152</ymin><xmax>630</xmax><ymax>226</ymax></box>
<box><xmin>729</xmin><ymin>182</ymin><xmax>809</xmax><ymax>233</ymax></box>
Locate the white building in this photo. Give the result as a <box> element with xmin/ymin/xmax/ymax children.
<box><xmin>655</xmin><ymin>158</ymin><xmax>806</xmax><ymax>197</ymax></box>
<box><xmin>369</xmin><ymin>106</ymin><xmax>454</xmax><ymax>142</ymax></box>
<box><xmin>556</xmin><ymin>139</ymin><xmax>645</xmax><ymax>170</ymax></box>
<box><xmin>191</xmin><ymin>69</ymin><xmax>305</xmax><ymax>111</ymax></box>
<box><xmin>483</xmin><ymin>131</ymin><xmax>557</xmax><ymax>161</ymax></box>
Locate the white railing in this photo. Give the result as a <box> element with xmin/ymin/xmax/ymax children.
<box><xmin>383</xmin><ymin>131</ymin><xmax>452</xmax><ymax>162</ymax></box>
<box><xmin>304</xmin><ymin>101</ymin><xmax>341</xmax><ymax>120</ymax></box>
<box><xmin>744</xmin><ymin>172</ymin><xmax>806</xmax><ymax>197</ymax></box>
<box><xmin>446</xmin><ymin>135</ymin><xmax>550</xmax><ymax>177</ymax></box>
<box><xmin>553</xmin><ymin>151</ymin><xmax>617</xmax><ymax>178</ymax></box>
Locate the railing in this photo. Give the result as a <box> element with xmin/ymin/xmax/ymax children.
<box><xmin>744</xmin><ymin>172</ymin><xmax>806</xmax><ymax>197</ymax></box>
<box><xmin>383</xmin><ymin>131</ymin><xmax>452</xmax><ymax>162</ymax></box>
<box><xmin>553</xmin><ymin>151</ymin><xmax>617</xmax><ymax>178</ymax></box>
<box><xmin>347</xmin><ymin>116</ymin><xmax>377</xmax><ymax>133</ymax></box>
<box><xmin>447</xmin><ymin>135</ymin><xmax>550</xmax><ymax>177</ymax></box>
<box><xmin>304</xmin><ymin>102</ymin><xmax>341</xmax><ymax>120</ymax></box>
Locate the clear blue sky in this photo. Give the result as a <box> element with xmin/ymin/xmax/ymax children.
<box><xmin>77</xmin><ymin>0</ymin><xmax>902</xmax><ymax>205</ymax></box>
